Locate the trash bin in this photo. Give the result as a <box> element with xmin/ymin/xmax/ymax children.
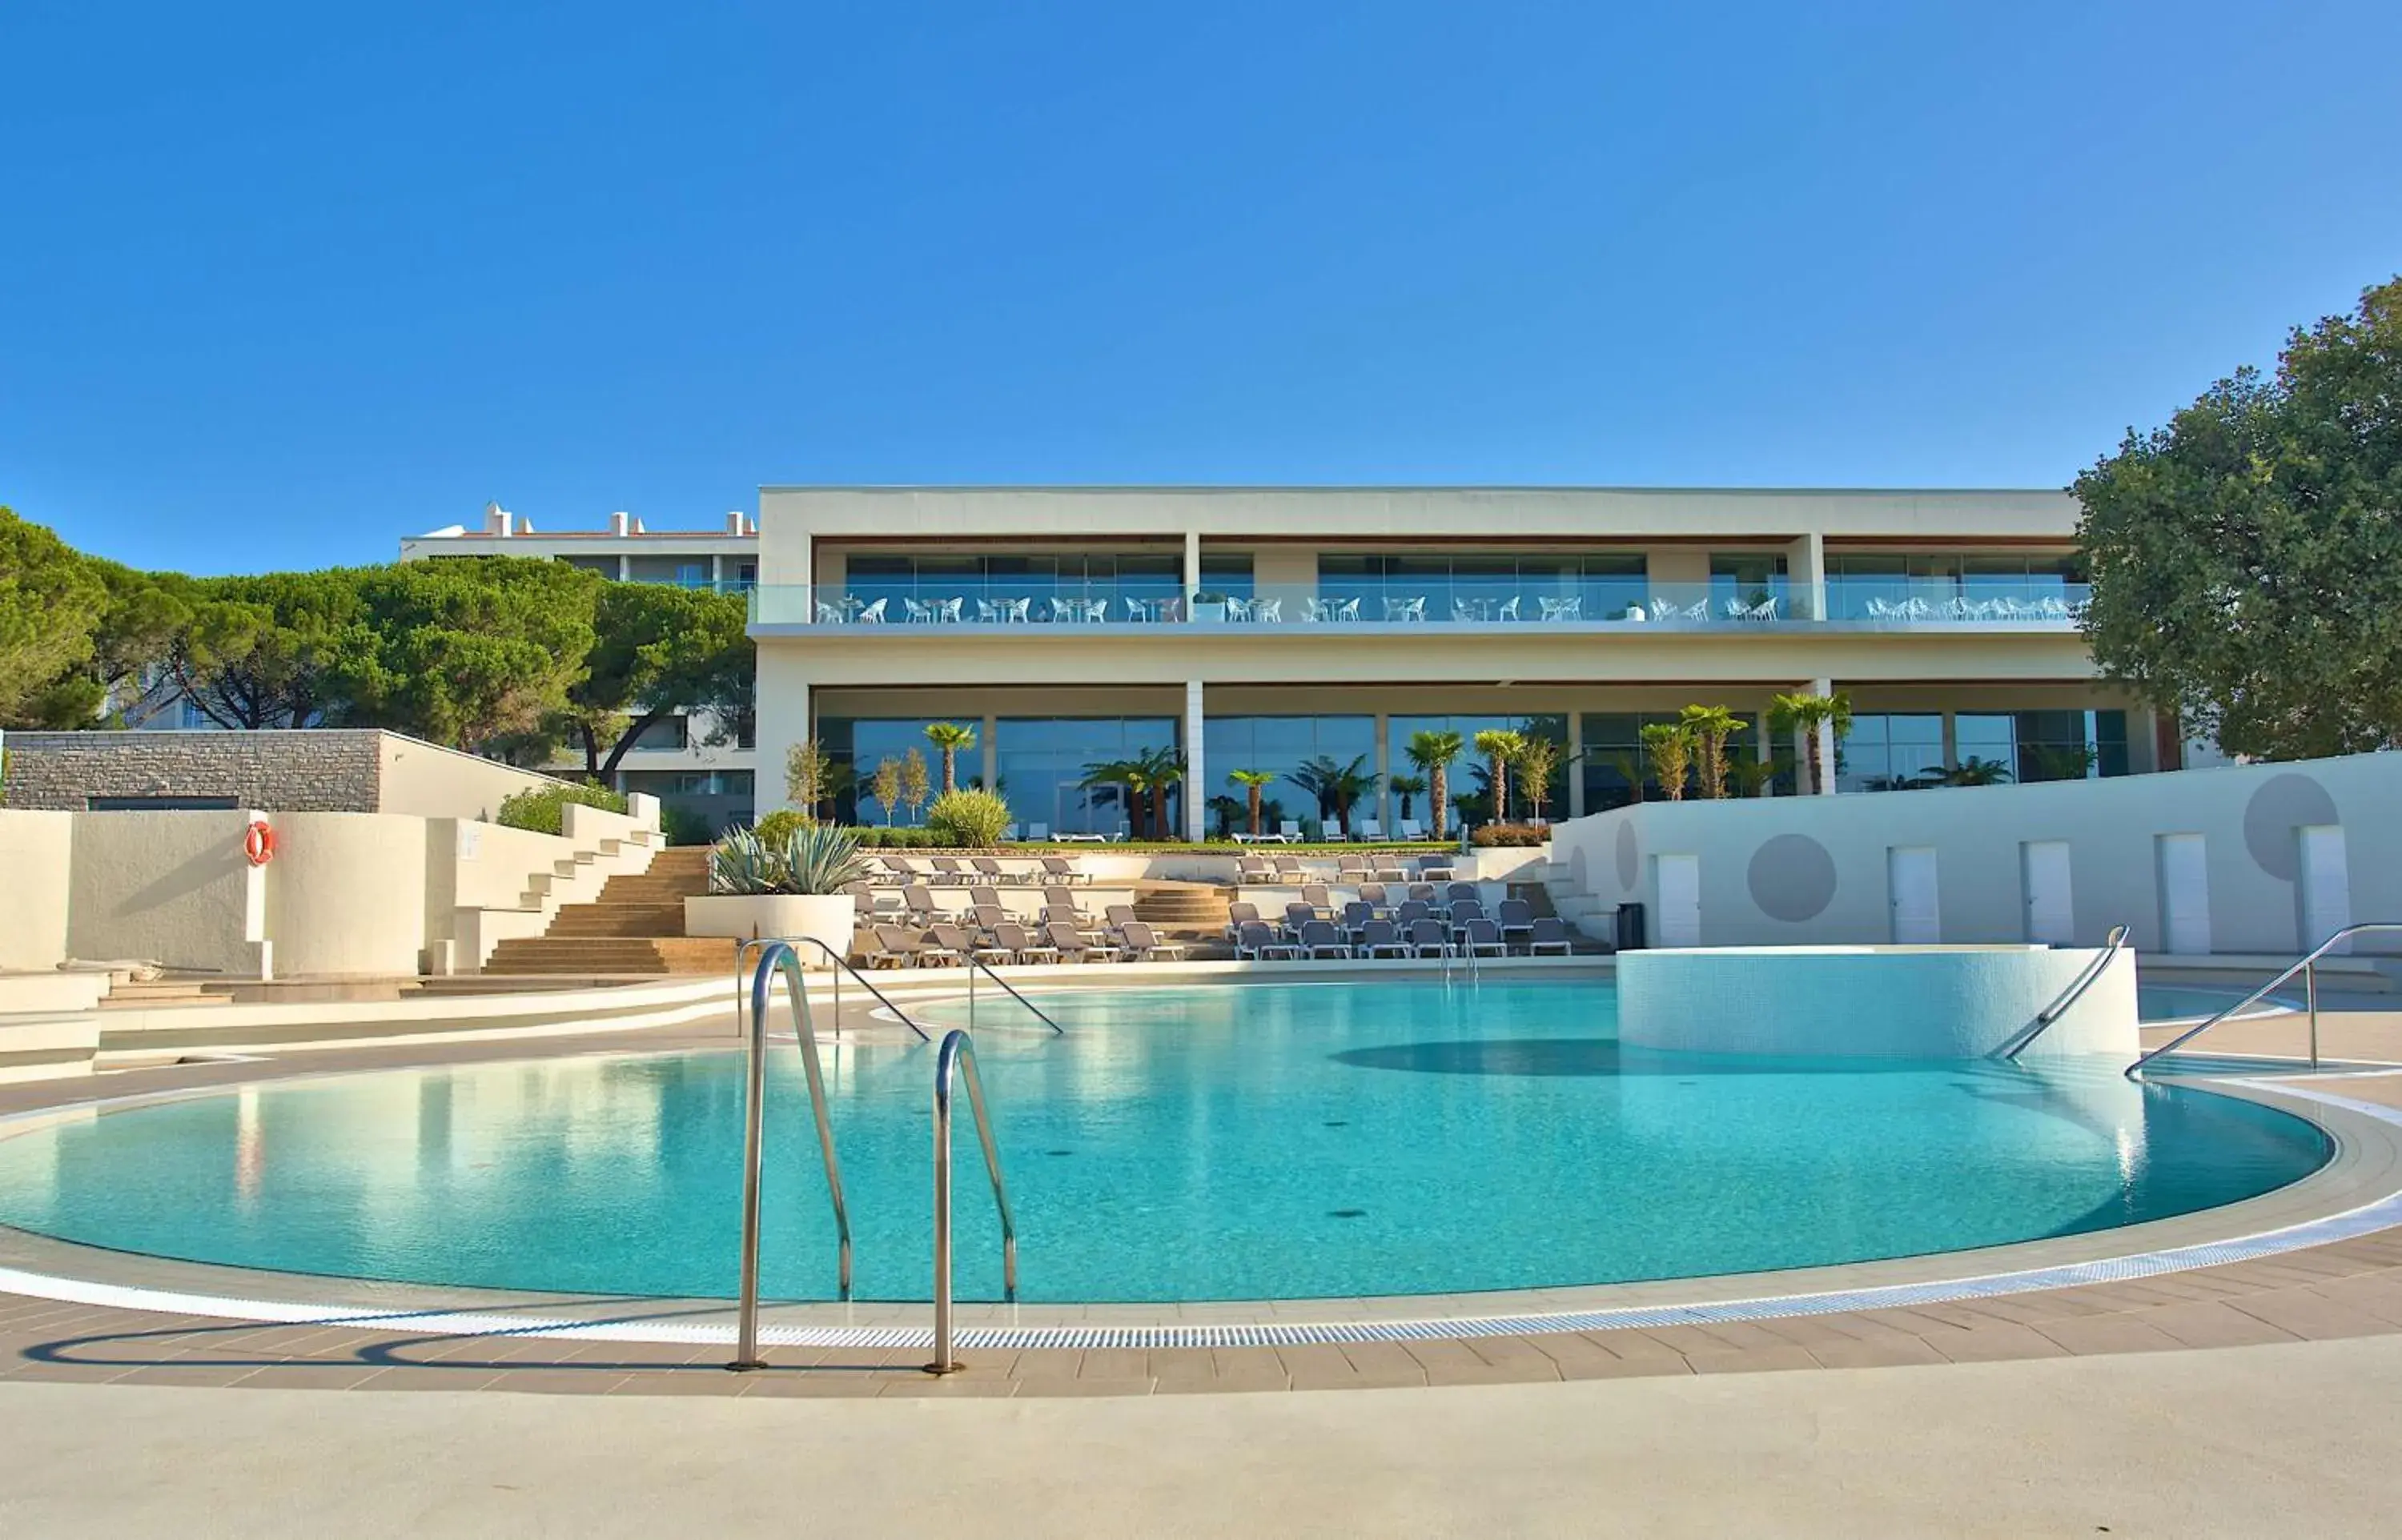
<box><xmin>1613</xmin><ymin>903</ymin><xmax>1646</xmax><ymax>952</ymax></box>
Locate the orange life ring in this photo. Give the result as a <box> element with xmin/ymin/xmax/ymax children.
<box><xmin>243</xmin><ymin>820</ymin><xmax>277</xmax><ymax>866</ymax></box>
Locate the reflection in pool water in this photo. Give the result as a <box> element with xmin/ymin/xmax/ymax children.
<box><xmin>0</xmin><ymin>982</ymin><xmax>2329</xmax><ymax>1304</ymax></box>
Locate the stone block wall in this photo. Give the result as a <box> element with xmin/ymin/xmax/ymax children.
<box><xmin>2</xmin><ymin>732</ymin><xmax>386</xmax><ymax>812</ymax></box>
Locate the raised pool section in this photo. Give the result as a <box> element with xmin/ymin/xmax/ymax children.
<box><xmin>1617</xmin><ymin>944</ymin><xmax>2138</xmax><ymax>1060</ymax></box>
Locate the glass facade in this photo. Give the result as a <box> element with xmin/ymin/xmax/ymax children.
<box><xmin>843</xmin><ymin>552</ymin><xmax>1183</xmax><ymax>622</ymax></box>
<box><xmin>1579</xmin><ymin>711</ymin><xmax>1791</xmax><ymax>809</ymax></box>
<box><xmin>1390</xmin><ymin>713</ymin><xmax>1569</xmax><ymax>824</ymax></box>
<box><xmin>1838</xmin><ymin>708</ymin><xmax>2131</xmax><ymax>792</ymax></box>
<box><xmin>1838</xmin><ymin>714</ymin><xmax>1948</xmax><ymax>793</ymax></box>
<box><xmin>1315</xmin><ymin>554</ymin><xmax>1646</xmax><ymax>623</ymax></box>
<box><xmin>1202</xmin><ymin>716</ymin><xmax>1376</xmax><ymax>839</ymax></box>
<box><xmin>1826</xmin><ymin>554</ymin><xmax>2089</xmax><ymax>620</ymax></box>
<box><xmin>993</xmin><ymin>716</ymin><xmax>1180</xmax><ymax>837</ymax></box>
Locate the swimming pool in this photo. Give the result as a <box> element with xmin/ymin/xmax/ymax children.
<box><xmin>0</xmin><ymin>981</ymin><xmax>2328</xmax><ymax>1304</ymax></box>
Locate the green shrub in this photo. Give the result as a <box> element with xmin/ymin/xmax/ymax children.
<box><xmin>749</xmin><ymin>808</ymin><xmax>817</xmax><ymax>844</ymax></box>
<box><xmin>661</xmin><ymin>804</ymin><xmax>715</xmax><ymax>847</ymax></box>
<box><xmin>709</xmin><ymin>823</ymin><xmax>871</xmax><ymax>895</ymax></box>
<box><xmin>1470</xmin><ymin>822</ymin><xmax>1551</xmax><ymax>848</ymax></box>
<box><xmin>495</xmin><ymin>780</ymin><xmax>628</xmax><ymax>836</ymax></box>
<box><xmin>925</xmin><ymin>788</ymin><xmax>1012</xmax><ymax>848</ymax></box>
<box><xmin>853</xmin><ymin>825</ymin><xmax>953</xmax><ymax>848</ymax></box>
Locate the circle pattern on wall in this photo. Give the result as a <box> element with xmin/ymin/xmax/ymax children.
<box><xmin>1614</xmin><ymin>822</ymin><xmax>1639</xmax><ymax>889</ymax></box>
<box><xmin>2241</xmin><ymin>773</ymin><xmax>2339</xmax><ymax>880</ymax></box>
<box><xmin>1747</xmin><ymin>833</ymin><xmax>1838</xmax><ymax>922</ymax></box>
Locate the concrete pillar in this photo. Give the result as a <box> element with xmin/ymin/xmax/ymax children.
<box><xmin>1567</xmin><ymin>712</ymin><xmax>1586</xmax><ymax>817</ymax></box>
<box><xmin>1940</xmin><ymin>712</ymin><xmax>1958</xmax><ymax>772</ymax></box>
<box><xmin>1183</xmin><ymin>680</ymin><xmax>1207</xmax><ymax>842</ymax></box>
<box><xmin>1755</xmin><ymin>713</ymin><xmax>1774</xmax><ymax>796</ymax></box>
<box><xmin>981</xmin><ymin>712</ymin><xmax>999</xmax><ymax>795</ymax></box>
<box><xmin>617</xmin><ymin>554</ymin><xmax>630</xmax><ymax>580</ymax></box>
<box><xmin>1792</xmin><ymin>531</ymin><xmax>1827</xmax><ymax>620</ymax></box>
<box><xmin>1813</xmin><ymin>676</ymin><xmax>1837</xmax><ymax>796</ymax></box>
<box><xmin>1374</xmin><ymin>713</ymin><xmax>1392</xmax><ymax>829</ymax></box>
<box><xmin>1183</xmin><ymin>530</ymin><xmax>1202</xmax><ymax>602</ymax></box>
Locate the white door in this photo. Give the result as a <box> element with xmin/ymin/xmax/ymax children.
<box><xmin>2020</xmin><ymin>840</ymin><xmax>2074</xmax><ymax>945</ymax></box>
<box><xmin>2155</xmin><ymin>833</ymin><xmax>2211</xmax><ymax>956</ymax></box>
<box><xmin>1888</xmin><ymin>847</ymin><xmax>1940</xmax><ymax>944</ymax></box>
<box><xmin>1654</xmin><ymin>854</ymin><xmax>1701</xmax><ymax>948</ymax></box>
<box><xmin>2297</xmin><ymin>824</ymin><xmax>2351</xmax><ymax>954</ymax></box>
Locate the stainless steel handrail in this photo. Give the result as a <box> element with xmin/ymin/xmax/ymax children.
<box><xmin>2128</xmin><ymin>921</ymin><xmax>2402</xmax><ymax>1079</ymax></box>
<box><xmin>732</xmin><ymin>941</ymin><xmax>854</xmax><ymax>1371</ymax></box>
<box><xmin>965</xmin><ymin>954</ymin><xmax>1065</xmax><ymax>1034</ymax></box>
<box><xmin>737</xmin><ymin>934</ymin><xmax>931</xmax><ymax>1042</ymax></box>
<box><xmin>926</xmin><ymin>1029</ymin><xmax>1018</xmax><ymax>1374</ymax></box>
<box><xmin>1994</xmin><ymin>925</ymin><xmax>2129</xmax><ymax>1061</ymax></box>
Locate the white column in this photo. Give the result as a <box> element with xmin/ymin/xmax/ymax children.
<box><xmin>981</xmin><ymin>712</ymin><xmax>998</xmax><ymax>794</ymax></box>
<box><xmin>1183</xmin><ymin>680</ymin><xmax>1207</xmax><ymax>841</ymax></box>
<box><xmin>1374</xmin><ymin>713</ymin><xmax>1392</xmax><ymax>828</ymax></box>
<box><xmin>1183</xmin><ymin>530</ymin><xmax>1202</xmax><ymax>601</ymax></box>
<box><xmin>1755</xmin><ymin>713</ymin><xmax>1774</xmax><ymax>796</ymax></box>
<box><xmin>1813</xmin><ymin>676</ymin><xmax>1837</xmax><ymax>796</ymax></box>
<box><xmin>1793</xmin><ymin>530</ymin><xmax>1827</xmax><ymax>621</ymax></box>
<box><xmin>617</xmin><ymin>554</ymin><xmax>630</xmax><ymax>580</ymax></box>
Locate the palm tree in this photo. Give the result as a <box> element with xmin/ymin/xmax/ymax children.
<box><xmin>1285</xmin><ymin>753</ymin><xmax>1378</xmax><ymax>833</ymax></box>
<box><xmin>1605</xmin><ymin>748</ymin><xmax>1648</xmax><ymax>805</ymax></box>
<box><xmin>1472</xmin><ymin>729</ymin><xmax>1524</xmax><ymax>825</ymax></box>
<box><xmin>1135</xmin><ymin>745</ymin><xmax>1183</xmax><ymax>840</ymax></box>
<box><xmin>1405</xmin><ymin>730</ymin><xmax>1464</xmax><ymax>840</ymax></box>
<box><xmin>1768</xmin><ymin>691</ymin><xmax>1854</xmax><ymax>794</ymax></box>
<box><xmin>1640</xmin><ymin>723</ymin><xmax>1693</xmax><ymax>802</ymax></box>
<box><xmin>1387</xmin><ymin>772</ymin><xmax>1428</xmax><ymax>822</ymax></box>
<box><xmin>1930</xmin><ymin>755</ymin><xmax>2014</xmax><ymax>787</ymax></box>
<box><xmin>1677</xmin><ymin>704</ymin><xmax>1743</xmax><ymax>800</ymax></box>
<box><xmin>1078</xmin><ymin>756</ymin><xmax>1140</xmax><ymax>836</ymax></box>
<box><xmin>1227</xmin><ymin>768</ymin><xmax>1277</xmax><ymax>838</ymax></box>
<box><xmin>923</xmin><ymin>722</ymin><xmax>977</xmax><ymax>795</ymax></box>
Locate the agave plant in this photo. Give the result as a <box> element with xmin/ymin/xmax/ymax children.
<box><xmin>708</xmin><ymin>823</ymin><xmax>871</xmax><ymax>895</ymax></box>
<box><xmin>708</xmin><ymin>827</ymin><xmax>788</xmax><ymax>895</ymax></box>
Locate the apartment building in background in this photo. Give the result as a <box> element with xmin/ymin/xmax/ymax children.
<box><xmin>399</xmin><ymin>502</ymin><xmax>761</xmax><ymax>830</ymax></box>
<box><xmin>746</xmin><ymin>487</ymin><xmax>2170</xmax><ymax>840</ymax></box>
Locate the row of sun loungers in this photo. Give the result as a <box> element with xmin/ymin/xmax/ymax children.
<box><xmin>853</xmin><ymin>914</ymin><xmax>1187</xmax><ymax>969</ymax></box>
<box><xmin>1223</xmin><ymin>892</ymin><xmax>1571</xmax><ymax>956</ymax></box>
<box><xmin>1235</xmin><ymin>852</ymin><xmax>1457</xmax><ymax>882</ymax></box>
<box><xmin>866</xmin><ymin>855</ymin><xmax>1092</xmax><ymax>886</ymax></box>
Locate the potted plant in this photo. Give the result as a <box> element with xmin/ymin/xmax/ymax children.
<box><xmin>1190</xmin><ymin>590</ymin><xmax>1229</xmax><ymax>624</ymax></box>
<box><xmin>685</xmin><ymin>823</ymin><xmax>872</xmax><ymax>958</ymax></box>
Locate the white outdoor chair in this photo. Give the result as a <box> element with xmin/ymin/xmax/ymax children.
<box><xmin>903</xmin><ymin>597</ymin><xmax>935</xmax><ymax>624</ymax></box>
<box><xmin>1397</xmin><ymin>818</ymin><xmax>1424</xmax><ymax>840</ymax></box>
<box><xmin>854</xmin><ymin>598</ymin><xmax>887</xmax><ymax>624</ymax></box>
<box><xmin>1496</xmin><ymin>596</ymin><xmax>1522</xmax><ymax>620</ymax></box>
<box><xmin>1383</xmin><ymin>596</ymin><xmax>1426</xmax><ymax>623</ymax></box>
<box><xmin>1277</xmin><ymin>820</ymin><xmax>1302</xmax><ymax>843</ymax></box>
<box><xmin>1537</xmin><ymin>596</ymin><xmax>1582</xmax><ymax>622</ymax></box>
<box><xmin>815</xmin><ymin>601</ymin><xmax>846</xmax><ymax>624</ymax></box>
<box><xmin>1251</xmin><ymin>597</ymin><xmax>1283</xmax><ymax>623</ymax></box>
<box><xmin>1355</xmin><ymin>818</ymin><xmax>1383</xmax><ymax>841</ymax></box>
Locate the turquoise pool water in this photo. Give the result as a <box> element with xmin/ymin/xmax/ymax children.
<box><xmin>0</xmin><ymin>981</ymin><xmax>2328</xmax><ymax>1303</ymax></box>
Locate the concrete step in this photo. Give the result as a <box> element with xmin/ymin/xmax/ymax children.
<box><xmin>484</xmin><ymin>936</ymin><xmax>737</xmax><ymax>977</ymax></box>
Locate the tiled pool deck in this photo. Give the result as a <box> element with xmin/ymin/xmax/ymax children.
<box><xmin>3</xmin><ymin>1008</ymin><xmax>2400</xmax><ymax>1398</ymax></box>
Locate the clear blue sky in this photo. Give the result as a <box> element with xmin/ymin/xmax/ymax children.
<box><xmin>4</xmin><ymin>1</ymin><xmax>2398</xmax><ymax>575</ymax></box>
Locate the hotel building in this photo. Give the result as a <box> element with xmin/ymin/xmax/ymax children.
<box><xmin>399</xmin><ymin>502</ymin><xmax>761</xmax><ymax>829</ymax></box>
<box><xmin>748</xmin><ymin>487</ymin><xmax>2167</xmax><ymax>840</ymax></box>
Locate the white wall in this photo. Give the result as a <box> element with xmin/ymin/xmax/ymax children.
<box><xmin>376</xmin><ymin>736</ymin><xmax>564</xmax><ymax>820</ymax></box>
<box><xmin>0</xmin><ymin>810</ymin><xmax>73</xmax><ymax>969</ymax></box>
<box><xmin>66</xmin><ymin>810</ymin><xmax>267</xmax><ymax>975</ymax></box>
<box><xmin>263</xmin><ymin>812</ymin><xmax>432</xmax><ymax>977</ymax></box>
<box><xmin>1552</xmin><ymin>752</ymin><xmax>2402</xmax><ymax>958</ymax></box>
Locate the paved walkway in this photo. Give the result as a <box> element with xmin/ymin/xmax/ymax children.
<box><xmin>2</xmin><ymin>1336</ymin><xmax>2396</xmax><ymax>1536</ymax></box>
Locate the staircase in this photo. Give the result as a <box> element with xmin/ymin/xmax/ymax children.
<box><xmin>483</xmin><ymin>848</ymin><xmax>737</xmax><ymax>977</ymax></box>
<box><xmin>1134</xmin><ymin>880</ymin><xmax>1236</xmax><ymax>959</ymax></box>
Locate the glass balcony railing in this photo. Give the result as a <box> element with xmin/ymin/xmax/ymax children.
<box><xmin>1823</xmin><ymin>576</ymin><xmax>2088</xmax><ymax>623</ymax></box>
<box><xmin>751</xmin><ymin>581</ymin><xmax>1814</xmax><ymax>628</ymax></box>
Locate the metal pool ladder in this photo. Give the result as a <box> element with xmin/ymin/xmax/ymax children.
<box><xmin>927</xmin><ymin>1028</ymin><xmax>1018</xmax><ymax>1374</ymax></box>
<box><xmin>737</xmin><ymin>934</ymin><xmax>930</xmax><ymax>1042</ymax></box>
<box><xmin>1993</xmin><ymin>925</ymin><xmax>2128</xmax><ymax>1061</ymax></box>
<box><xmin>965</xmin><ymin>954</ymin><xmax>1064</xmax><ymax>1033</ymax></box>
<box><xmin>2128</xmin><ymin>921</ymin><xmax>2402</xmax><ymax>1080</ymax></box>
<box><xmin>731</xmin><ymin>940</ymin><xmax>854</xmax><ymax>1370</ymax></box>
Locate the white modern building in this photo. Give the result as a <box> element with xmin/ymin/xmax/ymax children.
<box><xmin>745</xmin><ymin>486</ymin><xmax>2172</xmax><ymax>840</ymax></box>
<box><xmin>400</xmin><ymin>502</ymin><xmax>760</xmax><ymax>829</ymax></box>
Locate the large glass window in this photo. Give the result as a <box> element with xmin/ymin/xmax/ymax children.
<box><xmin>819</xmin><ymin>717</ymin><xmax>952</xmax><ymax>825</ymax></box>
<box><xmin>842</xmin><ymin>552</ymin><xmax>1181</xmax><ymax>621</ymax></box>
<box><xmin>1312</xmin><ymin>553</ymin><xmax>1646</xmax><ymax>621</ymax></box>
<box><xmin>992</xmin><ymin>717</ymin><xmax>1180</xmax><ymax>837</ymax></box>
<box><xmin>1392</xmin><ymin>713</ymin><xmax>1569</xmax><ymax>824</ymax></box>
<box><xmin>1203</xmin><ymin>716</ymin><xmax>1376</xmax><ymax>838</ymax></box>
<box><xmin>1839</xmin><ymin>714</ymin><xmax>1946</xmax><ymax>792</ymax></box>
<box><xmin>1826</xmin><ymin>554</ymin><xmax>2089</xmax><ymax>619</ymax></box>
<box><xmin>1579</xmin><ymin>711</ymin><xmax>1791</xmax><ymax>809</ymax></box>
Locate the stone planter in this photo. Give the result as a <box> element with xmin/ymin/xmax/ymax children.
<box><xmin>683</xmin><ymin>895</ymin><xmax>858</xmax><ymax>961</ymax></box>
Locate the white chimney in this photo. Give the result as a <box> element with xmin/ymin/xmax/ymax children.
<box><xmin>726</xmin><ymin>510</ymin><xmax>747</xmax><ymax>535</ymax></box>
<box><xmin>484</xmin><ymin>501</ymin><xmax>512</xmax><ymax>537</ymax></box>
<box><xmin>609</xmin><ymin>511</ymin><xmax>630</xmax><ymax>537</ymax></box>
<box><xmin>633</xmin><ymin>516</ymin><xmax>647</xmax><ymax>535</ymax></box>
<box><xmin>516</xmin><ymin>515</ymin><xmax>535</xmax><ymax>535</ymax></box>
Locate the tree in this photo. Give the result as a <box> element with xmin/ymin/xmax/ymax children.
<box><xmin>1472</xmin><ymin>729</ymin><xmax>1523</xmax><ymax>824</ymax></box>
<box><xmin>785</xmin><ymin>739</ymin><xmax>832</xmax><ymax>816</ymax></box>
<box><xmin>1133</xmin><ymin>745</ymin><xmax>1183</xmax><ymax>840</ymax></box>
<box><xmin>1678</xmin><ymin>704</ymin><xmax>1743</xmax><ymax>800</ymax></box>
<box><xmin>1387</xmin><ymin>772</ymin><xmax>1428</xmax><ymax>822</ymax></box>
<box><xmin>553</xmin><ymin>581</ymin><xmax>752</xmax><ymax>779</ymax></box>
<box><xmin>1605</xmin><ymin>748</ymin><xmax>1649</xmax><ymax>805</ymax></box>
<box><xmin>1509</xmin><ymin>733</ymin><xmax>1563</xmax><ymax>823</ymax></box>
<box><xmin>340</xmin><ymin>559</ymin><xmax>600</xmax><ymax>752</ymax></box>
<box><xmin>1228</xmin><ymin>769</ymin><xmax>1277</xmax><ymax>838</ymax></box>
<box><xmin>2078</xmin><ymin>275</ymin><xmax>2402</xmax><ymax>758</ymax></box>
<box><xmin>870</xmin><ymin>756</ymin><xmax>906</xmax><ymax>826</ymax></box>
<box><xmin>924</xmin><ymin>722</ymin><xmax>977</xmax><ymax>794</ymax></box>
<box><xmin>1078</xmin><ymin>757</ymin><xmax>1142</xmax><ymax>836</ymax></box>
<box><xmin>1640</xmin><ymin>722</ymin><xmax>1693</xmax><ymax>801</ymax></box>
<box><xmin>1932</xmin><ymin>755</ymin><xmax>2014</xmax><ymax>786</ymax></box>
<box><xmin>1406</xmin><ymin>730</ymin><xmax>1465</xmax><ymax>840</ymax></box>
<box><xmin>0</xmin><ymin>508</ymin><xmax>110</xmax><ymax>725</ymax></box>
<box><xmin>1285</xmin><ymin>753</ymin><xmax>1377</xmax><ymax>832</ymax></box>
<box><xmin>167</xmin><ymin>568</ymin><xmax>376</xmax><ymax>730</ymax></box>
<box><xmin>899</xmin><ymin>748</ymin><xmax>931</xmax><ymax>823</ymax></box>
<box><xmin>1769</xmin><ymin>691</ymin><xmax>1854</xmax><ymax>794</ymax></box>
